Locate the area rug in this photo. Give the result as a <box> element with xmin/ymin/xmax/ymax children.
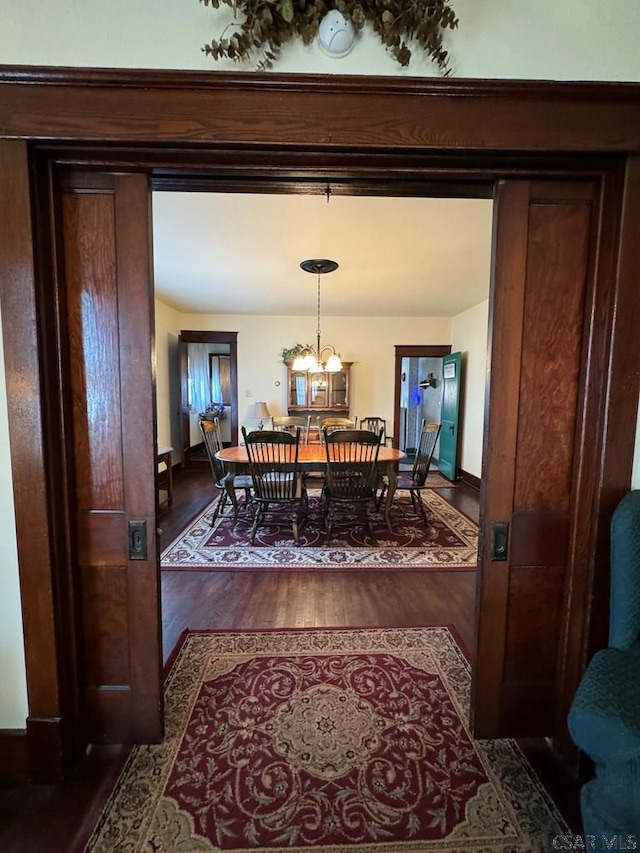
<box><xmin>161</xmin><ymin>489</ymin><xmax>478</xmax><ymax>572</ymax></box>
<box><xmin>79</xmin><ymin>627</ymin><xmax>569</xmax><ymax>852</ymax></box>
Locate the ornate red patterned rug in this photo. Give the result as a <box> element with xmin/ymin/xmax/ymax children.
<box><xmin>80</xmin><ymin>628</ymin><xmax>568</xmax><ymax>852</ymax></box>
<box><xmin>161</xmin><ymin>489</ymin><xmax>478</xmax><ymax>571</ymax></box>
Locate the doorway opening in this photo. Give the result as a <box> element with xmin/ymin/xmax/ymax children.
<box><xmin>152</xmin><ymin>187</ymin><xmax>492</xmax><ymax>674</ymax></box>
<box><xmin>399</xmin><ymin>354</ymin><xmax>445</xmax><ymax>459</ymax></box>
<box><xmin>152</xmin><ymin>189</ymin><xmax>492</xmax><ymax>475</ymax></box>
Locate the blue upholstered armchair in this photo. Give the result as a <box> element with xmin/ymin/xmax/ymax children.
<box><xmin>568</xmin><ymin>490</ymin><xmax>640</xmax><ymax>846</ymax></box>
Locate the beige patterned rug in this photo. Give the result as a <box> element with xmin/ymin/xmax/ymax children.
<box><xmin>78</xmin><ymin>627</ymin><xmax>569</xmax><ymax>852</ymax></box>
<box><xmin>161</xmin><ymin>489</ymin><xmax>478</xmax><ymax>572</ymax></box>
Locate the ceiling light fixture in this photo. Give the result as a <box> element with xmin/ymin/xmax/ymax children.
<box><xmin>292</xmin><ymin>259</ymin><xmax>343</xmax><ymax>373</ymax></box>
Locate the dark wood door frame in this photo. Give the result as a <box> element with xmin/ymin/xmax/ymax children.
<box><xmin>393</xmin><ymin>345</ymin><xmax>452</xmax><ymax>450</ymax></box>
<box><xmin>1</xmin><ymin>70</ymin><xmax>639</xmax><ymax>780</ymax></box>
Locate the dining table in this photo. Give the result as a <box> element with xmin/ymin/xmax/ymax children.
<box><xmin>216</xmin><ymin>443</ymin><xmax>407</xmax><ymax>532</ymax></box>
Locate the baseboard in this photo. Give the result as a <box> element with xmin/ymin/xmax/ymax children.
<box><xmin>26</xmin><ymin>715</ymin><xmax>65</xmax><ymax>782</ymax></box>
<box><xmin>186</xmin><ymin>443</ymin><xmax>207</xmax><ymax>463</ymax></box>
<box><xmin>0</xmin><ymin>728</ymin><xmax>28</xmax><ymax>781</ymax></box>
<box><xmin>456</xmin><ymin>467</ymin><xmax>481</xmax><ymax>490</ymax></box>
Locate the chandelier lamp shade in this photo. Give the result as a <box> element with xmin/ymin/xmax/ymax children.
<box><xmin>292</xmin><ymin>259</ymin><xmax>343</xmax><ymax>373</ymax></box>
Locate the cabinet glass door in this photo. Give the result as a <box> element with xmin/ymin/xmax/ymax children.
<box><xmin>289</xmin><ymin>371</ymin><xmax>308</xmax><ymax>407</ymax></box>
<box><xmin>330</xmin><ymin>371</ymin><xmax>348</xmax><ymax>407</ymax></box>
<box><xmin>310</xmin><ymin>372</ymin><xmax>329</xmax><ymax>407</ymax></box>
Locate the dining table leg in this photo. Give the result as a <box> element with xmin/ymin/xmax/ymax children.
<box><xmin>383</xmin><ymin>461</ymin><xmax>398</xmax><ymax>532</ymax></box>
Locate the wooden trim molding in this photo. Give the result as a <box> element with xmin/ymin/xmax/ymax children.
<box><xmin>0</xmin><ymin>141</ymin><xmax>68</xmax><ymax>783</ymax></box>
<box><xmin>1</xmin><ymin>69</ymin><xmax>640</xmax><ymax>153</ymax></box>
<box><xmin>0</xmin><ymin>69</ymin><xmax>638</xmax><ymax>773</ymax></box>
<box><xmin>25</xmin><ymin>716</ymin><xmax>65</xmax><ymax>782</ymax></box>
<box><xmin>0</xmin><ymin>720</ymin><xmax>66</xmax><ymax>783</ymax></box>
<box><xmin>553</xmin><ymin>156</ymin><xmax>640</xmax><ymax>756</ymax></box>
<box><xmin>456</xmin><ymin>468</ymin><xmax>481</xmax><ymax>490</ymax></box>
<box><xmin>0</xmin><ymin>729</ymin><xmax>28</xmax><ymax>781</ymax></box>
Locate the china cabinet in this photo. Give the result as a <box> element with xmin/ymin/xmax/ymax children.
<box><xmin>287</xmin><ymin>363</ymin><xmax>352</xmax><ymax>438</ymax></box>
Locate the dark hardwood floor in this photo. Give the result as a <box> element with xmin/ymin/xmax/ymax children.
<box><xmin>160</xmin><ymin>464</ymin><xmax>479</xmax><ymax>660</ymax></box>
<box><xmin>0</xmin><ymin>463</ymin><xmax>582</xmax><ymax>852</ymax></box>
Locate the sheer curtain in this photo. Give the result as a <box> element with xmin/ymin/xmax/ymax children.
<box><xmin>188</xmin><ymin>344</ymin><xmax>211</xmax><ymax>414</ymax></box>
<box><xmin>210</xmin><ymin>356</ymin><xmax>223</xmax><ymax>404</ymax></box>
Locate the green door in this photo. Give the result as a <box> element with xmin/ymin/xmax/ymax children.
<box><xmin>438</xmin><ymin>351</ymin><xmax>462</xmax><ymax>481</ymax></box>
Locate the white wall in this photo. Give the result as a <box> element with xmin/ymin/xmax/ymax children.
<box><xmin>2</xmin><ymin>0</ymin><xmax>640</xmax><ymax>728</ymax></box>
<box><xmin>177</xmin><ymin>311</ymin><xmax>451</xmax><ymax>436</ymax></box>
<box><xmin>154</xmin><ymin>307</ymin><xmax>449</xmax><ymax>447</ymax></box>
<box><xmin>451</xmin><ymin>300</ymin><xmax>490</xmax><ymax>479</ymax></box>
<box><xmin>1</xmin><ymin>0</ymin><xmax>639</xmax><ymax>82</ymax></box>
<box><xmin>155</xmin><ymin>298</ymin><xmax>182</xmax><ymax>452</ymax></box>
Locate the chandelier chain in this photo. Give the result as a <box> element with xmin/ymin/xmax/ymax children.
<box><xmin>293</xmin><ymin>259</ymin><xmax>342</xmax><ymax>373</ymax></box>
<box><xmin>316</xmin><ymin>273</ymin><xmax>322</xmax><ymax>343</ymax></box>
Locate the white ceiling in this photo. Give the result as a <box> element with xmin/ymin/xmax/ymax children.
<box><xmin>152</xmin><ymin>192</ymin><xmax>494</xmax><ymax>318</ymax></box>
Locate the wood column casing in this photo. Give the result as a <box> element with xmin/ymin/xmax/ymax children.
<box><xmin>0</xmin><ymin>140</ymin><xmax>66</xmax><ymax>781</ymax></box>
<box><xmin>0</xmin><ymin>71</ymin><xmax>637</xmax><ymax>776</ymax></box>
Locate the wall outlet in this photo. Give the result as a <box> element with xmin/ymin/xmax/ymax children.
<box><xmin>245</xmin><ymin>389</ymin><xmax>253</xmax><ymax>397</ymax></box>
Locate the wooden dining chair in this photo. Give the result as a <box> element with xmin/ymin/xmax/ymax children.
<box><xmin>241</xmin><ymin>426</ymin><xmax>307</xmax><ymax>545</ymax></box>
<box><xmin>359</xmin><ymin>416</ymin><xmax>391</xmax><ymax>445</ymax></box>
<box><xmin>272</xmin><ymin>414</ymin><xmax>311</xmax><ymax>444</ymax></box>
<box><xmin>322</xmin><ymin>427</ymin><xmax>382</xmax><ymax>542</ymax></box>
<box><xmin>379</xmin><ymin>420</ymin><xmax>441</xmax><ymax>524</ymax></box>
<box><xmin>199</xmin><ymin>418</ymin><xmax>253</xmax><ymax>526</ymax></box>
<box><xmin>320</xmin><ymin>416</ymin><xmax>358</xmax><ymax>441</ymax></box>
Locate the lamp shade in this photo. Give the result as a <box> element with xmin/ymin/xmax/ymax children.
<box><xmin>250</xmin><ymin>401</ymin><xmax>271</xmax><ymax>420</ymax></box>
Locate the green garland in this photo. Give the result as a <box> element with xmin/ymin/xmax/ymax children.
<box><xmin>200</xmin><ymin>0</ymin><xmax>458</xmax><ymax>72</ymax></box>
<box><xmin>281</xmin><ymin>344</ymin><xmax>305</xmax><ymax>364</ymax></box>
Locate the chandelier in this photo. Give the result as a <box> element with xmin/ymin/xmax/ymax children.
<box><xmin>292</xmin><ymin>259</ymin><xmax>343</xmax><ymax>373</ymax></box>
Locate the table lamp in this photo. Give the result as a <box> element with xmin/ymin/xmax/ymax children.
<box><xmin>250</xmin><ymin>401</ymin><xmax>271</xmax><ymax>430</ymax></box>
